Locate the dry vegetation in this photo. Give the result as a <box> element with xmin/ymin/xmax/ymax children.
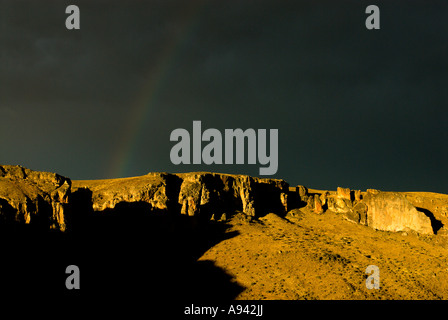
<box><xmin>200</xmin><ymin>209</ymin><xmax>448</xmax><ymax>300</ymax></box>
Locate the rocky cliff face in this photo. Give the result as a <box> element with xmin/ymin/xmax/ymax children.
<box><xmin>73</xmin><ymin>172</ymin><xmax>289</xmax><ymax>219</ymax></box>
<box><xmin>302</xmin><ymin>186</ymin><xmax>436</xmax><ymax>235</ymax></box>
<box><xmin>0</xmin><ymin>165</ymin><xmax>71</xmax><ymax>231</ymax></box>
<box><xmin>363</xmin><ymin>191</ymin><xmax>433</xmax><ymax>234</ymax></box>
<box><xmin>0</xmin><ymin>165</ymin><xmax>443</xmax><ymax>235</ymax></box>
<box><xmin>73</xmin><ymin>173</ymin><xmax>174</xmax><ymax>212</ymax></box>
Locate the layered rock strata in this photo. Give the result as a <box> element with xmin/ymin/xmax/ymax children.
<box><xmin>303</xmin><ymin>186</ymin><xmax>435</xmax><ymax>234</ymax></box>
<box><xmin>0</xmin><ymin>165</ymin><xmax>443</xmax><ymax>235</ymax></box>
<box><xmin>74</xmin><ymin>172</ymin><xmax>289</xmax><ymax>219</ymax></box>
<box><xmin>0</xmin><ymin>165</ymin><xmax>70</xmax><ymax>231</ymax></box>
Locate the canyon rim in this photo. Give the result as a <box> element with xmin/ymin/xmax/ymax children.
<box><xmin>1</xmin><ymin>165</ymin><xmax>448</xmax><ymax>300</ymax></box>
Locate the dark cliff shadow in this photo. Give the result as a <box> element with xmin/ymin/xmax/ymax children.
<box><xmin>191</xmin><ymin>174</ymin><xmax>245</xmax><ymax>221</ymax></box>
<box><xmin>256</xmin><ymin>183</ymin><xmax>287</xmax><ymax>217</ymax></box>
<box><xmin>0</xmin><ymin>220</ymin><xmax>68</xmax><ymax>296</ymax></box>
<box><xmin>0</xmin><ymin>189</ymin><xmax>244</xmax><ymax>303</ymax></box>
<box><xmin>69</xmin><ymin>199</ymin><xmax>244</xmax><ymax>302</ymax></box>
<box><xmin>416</xmin><ymin>207</ymin><xmax>444</xmax><ymax>234</ymax></box>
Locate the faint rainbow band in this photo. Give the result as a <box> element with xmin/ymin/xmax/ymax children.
<box><xmin>106</xmin><ymin>0</ymin><xmax>206</xmax><ymax>178</ymax></box>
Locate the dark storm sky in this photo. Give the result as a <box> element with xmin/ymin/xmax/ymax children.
<box><xmin>1</xmin><ymin>0</ymin><xmax>447</xmax><ymax>193</ymax></box>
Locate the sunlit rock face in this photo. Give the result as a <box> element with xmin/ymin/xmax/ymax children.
<box><xmin>363</xmin><ymin>191</ymin><xmax>433</xmax><ymax>235</ymax></box>
<box><xmin>0</xmin><ymin>165</ymin><xmax>71</xmax><ymax>231</ymax></box>
<box><xmin>0</xmin><ymin>165</ymin><xmax>441</xmax><ymax>236</ymax></box>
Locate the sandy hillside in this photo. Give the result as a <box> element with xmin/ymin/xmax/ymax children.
<box><xmin>199</xmin><ymin>209</ymin><xmax>448</xmax><ymax>300</ymax></box>
<box><xmin>2</xmin><ymin>165</ymin><xmax>448</xmax><ymax>300</ymax></box>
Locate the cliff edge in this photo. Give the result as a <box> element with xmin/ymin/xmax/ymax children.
<box><xmin>0</xmin><ymin>165</ymin><xmax>444</xmax><ymax>235</ymax></box>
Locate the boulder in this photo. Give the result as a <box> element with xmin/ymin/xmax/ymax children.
<box><xmin>341</xmin><ymin>202</ymin><xmax>367</xmax><ymax>224</ymax></box>
<box><xmin>363</xmin><ymin>192</ymin><xmax>433</xmax><ymax>234</ymax></box>
<box><xmin>314</xmin><ymin>194</ymin><xmax>324</xmax><ymax>214</ymax></box>
<box><xmin>342</xmin><ymin>208</ymin><xmax>359</xmax><ymax>223</ymax></box>
<box><xmin>285</xmin><ymin>208</ymin><xmax>305</xmax><ymax>219</ymax></box>
<box><xmin>328</xmin><ymin>197</ymin><xmax>352</xmax><ymax>214</ymax></box>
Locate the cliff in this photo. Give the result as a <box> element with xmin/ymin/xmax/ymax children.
<box><xmin>0</xmin><ymin>165</ymin><xmax>444</xmax><ymax>235</ymax></box>
<box><xmin>2</xmin><ymin>165</ymin><xmax>448</xmax><ymax>300</ymax></box>
<box><xmin>0</xmin><ymin>165</ymin><xmax>70</xmax><ymax>231</ymax></box>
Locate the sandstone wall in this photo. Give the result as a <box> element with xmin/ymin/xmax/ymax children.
<box><xmin>0</xmin><ymin>165</ymin><xmax>71</xmax><ymax>231</ymax></box>
<box><xmin>0</xmin><ymin>165</ymin><xmax>443</xmax><ymax>235</ymax></box>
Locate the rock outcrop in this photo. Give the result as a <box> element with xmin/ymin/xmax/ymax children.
<box><xmin>0</xmin><ymin>165</ymin><xmax>71</xmax><ymax>231</ymax></box>
<box><xmin>313</xmin><ymin>194</ymin><xmax>324</xmax><ymax>214</ymax></box>
<box><xmin>73</xmin><ymin>173</ymin><xmax>175</xmax><ymax>212</ymax></box>
<box><xmin>363</xmin><ymin>191</ymin><xmax>433</xmax><ymax>234</ymax></box>
<box><xmin>0</xmin><ymin>165</ymin><xmax>443</xmax><ymax>236</ymax></box>
<box><xmin>337</xmin><ymin>187</ymin><xmax>351</xmax><ymax>201</ymax></box>
<box><xmin>74</xmin><ymin>172</ymin><xmax>289</xmax><ymax>220</ymax></box>
<box><xmin>402</xmin><ymin>192</ymin><xmax>448</xmax><ymax>234</ymax></box>
<box><xmin>177</xmin><ymin>173</ymin><xmax>259</xmax><ymax>217</ymax></box>
<box><xmin>298</xmin><ymin>186</ymin><xmax>438</xmax><ymax>235</ymax></box>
